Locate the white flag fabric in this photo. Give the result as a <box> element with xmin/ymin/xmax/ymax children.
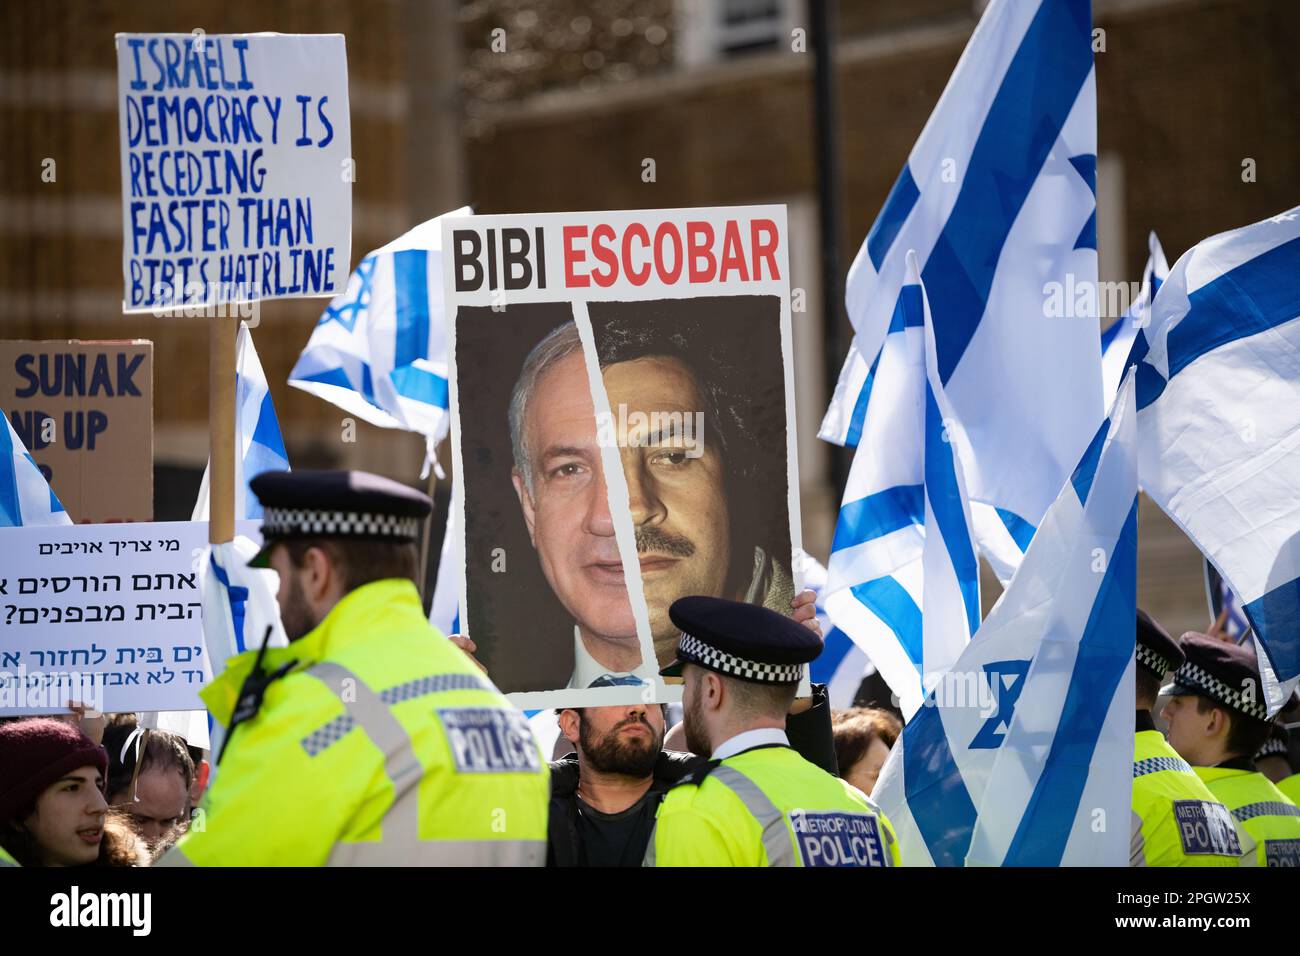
<box><xmin>0</xmin><ymin>414</ymin><xmax>72</xmax><ymax>528</ymax></box>
<box><xmin>198</xmin><ymin>537</ymin><xmax>289</xmax><ymax>760</ymax></box>
<box><xmin>1100</xmin><ymin>231</ymin><xmax>1169</xmax><ymax>406</ymax></box>
<box><xmin>874</xmin><ymin>372</ymin><xmax>1139</xmax><ymax>866</ymax></box>
<box><xmin>1134</xmin><ymin>206</ymin><xmax>1300</xmax><ymax>712</ymax></box>
<box><xmin>821</xmin><ymin>0</ymin><xmax>1102</xmax><ymax>584</ymax></box>
<box><xmin>428</xmin><ymin>508</ymin><xmax>460</xmax><ymax>638</ymax></box>
<box><xmin>822</xmin><ymin>252</ymin><xmax>981</xmax><ymax>720</ymax></box>
<box><xmin>800</xmin><ymin>551</ymin><xmax>874</xmax><ymax>709</ymax></box>
<box><xmin>289</xmin><ymin>207</ymin><xmax>470</xmax><ymax>477</ymax></box>
<box><xmin>193</xmin><ymin>323</ymin><xmax>289</xmax><ymax>521</ymax></box>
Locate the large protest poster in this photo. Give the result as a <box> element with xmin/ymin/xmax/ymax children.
<box><xmin>115</xmin><ymin>33</ymin><xmax>351</xmax><ymax>312</ymax></box>
<box><xmin>0</xmin><ymin>520</ymin><xmax>261</xmax><ymax>716</ymax></box>
<box><xmin>444</xmin><ymin>207</ymin><xmax>801</xmax><ymax>708</ymax></box>
<box><xmin>0</xmin><ymin>341</ymin><xmax>153</xmax><ymax>523</ymax></box>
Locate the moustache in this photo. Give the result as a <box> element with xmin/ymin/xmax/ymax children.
<box><xmin>635</xmin><ymin>526</ymin><xmax>695</xmax><ymax>557</ymax></box>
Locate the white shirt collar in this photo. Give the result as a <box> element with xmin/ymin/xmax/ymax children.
<box><xmin>567</xmin><ymin>626</ymin><xmax>652</xmax><ymax>689</ymax></box>
<box><xmin>711</xmin><ymin>727</ymin><xmax>789</xmax><ymax>761</ymax></box>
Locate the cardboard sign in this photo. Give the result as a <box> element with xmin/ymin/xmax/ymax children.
<box><xmin>444</xmin><ymin>206</ymin><xmax>802</xmax><ymax>709</ymax></box>
<box><xmin>0</xmin><ymin>341</ymin><xmax>153</xmax><ymax>523</ymax></box>
<box><xmin>0</xmin><ymin>520</ymin><xmax>260</xmax><ymax>715</ymax></box>
<box><xmin>115</xmin><ymin>33</ymin><xmax>352</xmax><ymax>312</ymax></box>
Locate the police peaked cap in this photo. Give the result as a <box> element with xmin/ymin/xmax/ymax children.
<box><xmin>1162</xmin><ymin>633</ymin><xmax>1269</xmax><ymax>723</ymax></box>
<box><xmin>248</xmin><ymin>470</ymin><xmax>431</xmax><ymax>567</ymax></box>
<box><xmin>1135</xmin><ymin>608</ymin><xmax>1183</xmax><ymax>678</ymax></box>
<box><xmin>660</xmin><ymin>595</ymin><xmax>820</xmax><ymax>685</ymax></box>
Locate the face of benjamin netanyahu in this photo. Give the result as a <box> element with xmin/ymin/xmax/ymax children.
<box><xmin>512</xmin><ymin>350</ymin><xmax>731</xmax><ymax>665</ymax></box>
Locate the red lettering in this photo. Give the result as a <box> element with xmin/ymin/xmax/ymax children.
<box><xmin>654</xmin><ymin>222</ymin><xmax>683</xmax><ymax>284</ymax></box>
<box><xmin>687</xmin><ymin>221</ymin><xmax>716</xmax><ymax>283</ymax></box>
<box><xmin>718</xmin><ymin>219</ymin><xmax>750</xmax><ymax>282</ymax></box>
<box><xmin>622</xmin><ymin>223</ymin><xmax>651</xmax><ymax>286</ymax></box>
<box><xmin>750</xmin><ymin>218</ymin><xmax>780</xmax><ymax>280</ymax></box>
<box><xmin>563</xmin><ymin>225</ymin><xmax>589</xmax><ymax>288</ymax></box>
<box><xmin>590</xmin><ymin>224</ymin><xmax>618</xmax><ymax>288</ymax></box>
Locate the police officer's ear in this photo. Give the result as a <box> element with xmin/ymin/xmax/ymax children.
<box><xmin>295</xmin><ymin>544</ymin><xmax>342</xmax><ymax>606</ymax></box>
<box><xmin>510</xmin><ymin>468</ymin><xmax>537</xmax><ymax>545</ymax></box>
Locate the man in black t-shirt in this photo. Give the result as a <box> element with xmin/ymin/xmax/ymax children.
<box><xmin>547</xmin><ymin>683</ymin><xmax>838</xmax><ymax>867</ymax></box>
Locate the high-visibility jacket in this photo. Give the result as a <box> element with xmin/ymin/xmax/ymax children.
<box><xmin>159</xmin><ymin>579</ymin><xmax>549</xmax><ymax>866</ymax></box>
<box><xmin>1195</xmin><ymin>764</ymin><xmax>1300</xmax><ymax>867</ymax></box>
<box><xmin>1277</xmin><ymin>773</ymin><xmax>1300</xmax><ymax>806</ymax></box>
<box><xmin>645</xmin><ymin>743</ymin><xmax>900</xmax><ymax>867</ymax></box>
<box><xmin>1130</xmin><ymin>730</ymin><xmax>1239</xmax><ymax>866</ymax></box>
<box><xmin>0</xmin><ymin>844</ymin><xmax>18</xmax><ymax>867</ymax></box>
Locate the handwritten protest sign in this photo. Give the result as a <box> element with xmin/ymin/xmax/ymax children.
<box><xmin>115</xmin><ymin>33</ymin><xmax>351</xmax><ymax>312</ymax></box>
<box><xmin>0</xmin><ymin>341</ymin><xmax>153</xmax><ymax>523</ymax></box>
<box><xmin>0</xmin><ymin>520</ymin><xmax>260</xmax><ymax>715</ymax></box>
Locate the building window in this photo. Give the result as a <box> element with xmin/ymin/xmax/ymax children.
<box><xmin>677</xmin><ymin>0</ymin><xmax>804</xmax><ymax>67</ymax></box>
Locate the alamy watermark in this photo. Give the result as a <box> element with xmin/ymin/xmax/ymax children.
<box><xmin>596</xmin><ymin>404</ymin><xmax>705</xmax><ymax>459</ymax></box>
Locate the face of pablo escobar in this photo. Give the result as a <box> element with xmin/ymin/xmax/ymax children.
<box><xmin>512</xmin><ymin>350</ymin><xmax>731</xmax><ymax>669</ymax></box>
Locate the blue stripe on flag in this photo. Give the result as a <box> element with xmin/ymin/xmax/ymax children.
<box><xmin>850</xmin><ymin>577</ymin><xmax>922</xmax><ymax>669</ymax></box>
<box><xmin>389</xmin><ymin>365</ymin><xmax>449</xmax><ymax>410</ymax></box>
<box><xmin>810</xmin><ymin>626</ymin><xmax>855</xmax><ymax>686</ymax></box>
<box><xmin>1001</xmin><ymin>499</ymin><xmax>1138</xmax><ymax>866</ymax></box>
<box><xmin>1163</xmin><ymin>235</ymin><xmax>1300</xmax><ymax>385</ymax></box>
<box><xmin>1099</xmin><ymin>318</ymin><xmax>1125</xmax><ymax>352</ymax></box>
<box><xmin>1244</xmin><ymin>576</ymin><xmax>1300</xmax><ymax>683</ymax></box>
<box><xmin>0</xmin><ymin>417</ymin><xmax>21</xmax><ymax>526</ymax></box>
<box><xmin>831</xmin><ymin>484</ymin><xmax>925</xmax><ymax>553</ymax></box>
<box><xmin>996</xmin><ymin>507</ymin><xmax>1037</xmax><ymax>552</ymax></box>
<box><xmin>867</xmin><ymin>166</ymin><xmax>921</xmax><ymax>271</ymax></box>
<box><xmin>1070</xmin><ymin>417</ymin><xmax>1109</xmax><ymax>505</ymax></box>
<box><xmin>209</xmin><ymin>553</ymin><xmax>250</xmax><ymax>655</ymax></box>
<box><xmin>393</xmin><ymin>249</ymin><xmax>430</xmax><ymax>367</ymax></box>
<box><xmin>924</xmin><ymin>381</ymin><xmax>980</xmax><ymax>633</ymax></box>
<box><xmin>903</xmin><ymin>700</ymin><xmax>979</xmax><ymax>866</ymax></box>
<box><xmin>845</xmin><ymin>341</ymin><xmax>885</xmax><ymax>449</ymax></box>
<box><xmin>894</xmin><ymin>283</ymin><xmax>924</xmax><ymax>332</ymax></box>
<box><xmin>251</xmin><ymin>390</ymin><xmax>288</xmax><ymax>462</ymax></box>
<box><xmin>922</xmin><ymin>0</ymin><xmax>1093</xmax><ymax>384</ymax></box>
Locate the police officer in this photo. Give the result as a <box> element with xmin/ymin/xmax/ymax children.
<box><xmin>644</xmin><ymin>596</ymin><xmax>899</xmax><ymax>867</ymax></box>
<box><xmin>1129</xmin><ymin>611</ymin><xmax>1239</xmax><ymax>866</ymax></box>
<box><xmin>158</xmin><ymin>471</ymin><xmax>550</xmax><ymax>866</ymax></box>
<box><xmin>1162</xmin><ymin>633</ymin><xmax>1300</xmax><ymax>866</ymax></box>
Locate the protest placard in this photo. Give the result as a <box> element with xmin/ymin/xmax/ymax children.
<box><xmin>443</xmin><ymin>207</ymin><xmax>801</xmax><ymax>709</ymax></box>
<box><xmin>0</xmin><ymin>341</ymin><xmax>153</xmax><ymax>523</ymax></box>
<box><xmin>115</xmin><ymin>33</ymin><xmax>351</xmax><ymax>312</ymax></box>
<box><xmin>0</xmin><ymin>520</ymin><xmax>261</xmax><ymax>716</ymax></box>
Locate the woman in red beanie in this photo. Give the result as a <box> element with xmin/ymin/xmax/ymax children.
<box><xmin>0</xmin><ymin>717</ymin><xmax>147</xmax><ymax>866</ymax></box>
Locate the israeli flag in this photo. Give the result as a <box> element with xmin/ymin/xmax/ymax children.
<box><xmin>821</xmin><ymin>0</ymin><xmax>1102</xmax><ymax>585</ymax></box>
<box><xmin>193</xmin><ymin>323</ymin><xmax>289</xmax><ymax>521</ymax></box>
<box><xmin>1134</xmin><ymin>206</ymin><xmax>1300</xmax><ymax>712</ymax></box>
<box><xmin>1100</xmin><ymin>230</ymin><xmax>1169</xmax><ymax>405</ymax></box>
<box><xmin>874</xmin><ymin>373</ymin><xmax>1139</xmax><ymax>866</ymax></box>
<box><xmin>429</xmin><ymin>508</ymin><xmax>460</xmax><ymax>638</ymax></box>
<box><xmin>199</xmin><ymin>537</ymin><xmax>289</xmax><ymax>762</ymax></box>
<box><xmin>289</xmin><ymin>207</ymin><xmax>470</xmax><ymax>477</ymax></box>
<box><xmin>800</xmin><ymin>551</ymin><xmax>874</xmax><ymax>709</ymax></box>
<box><xmin>822</xmin><ymin>252</ymin><xmax>981</xmax><ymax>720</ymax></box>
<box><xmin>0</xmin><ymin>414</ymin><xmax>72</xmax><ymax>527</ymax></box>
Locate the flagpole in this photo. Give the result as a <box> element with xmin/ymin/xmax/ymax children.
<box><xmin>417</xmin><ymin>467</ymin><xmax>437</xmax><ymax>605</ymax></box>
<box><xmin>209</xmin><ymin>314</ymin><xmax>237</xmax><ymax>545</ymax></box>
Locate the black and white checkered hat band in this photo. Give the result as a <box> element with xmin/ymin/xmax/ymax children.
<box><xmin>1257</xmin><ymin>736</ymin><xmax>1288</xmax><ymax>759</ymax></box>
<box><xmin>1174</xmin><ymin>661</ymin><xmax>1269</xmax><ymax>721</ymax></box>
<box><xmin>1136</xmin><ymin>642</ymin><xmax>1176</xmax><ymax>676</ymax></box>
<box><xmin>262</xmin><ymin>507</ymin><xmax>421</xmax><ymax>542</ymax></box>
<box><xmin>676</xmin><ymin>632</ymin><xmax>803</xmax><ymax>684</ymax></box>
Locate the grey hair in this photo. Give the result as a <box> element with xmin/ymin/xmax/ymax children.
<box><xmin>509</xmin><ymin>321</ymin><xmax>584</xmax><ymax>497</ymax></box>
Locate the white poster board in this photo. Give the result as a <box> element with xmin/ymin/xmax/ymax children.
<box><xmin>443</xmin><ymin>206</ymin><xmax>802</xmax><ymax>709</ymax></box>
<box><xmin>115</xmin><ymin>33</ymin><xmax>351</xmax><ymax>312</ymax></box>
<box><xmin>0</xmin><ymin>520</ymin><xmax>261</xmax><ymax>715</ymax></box>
